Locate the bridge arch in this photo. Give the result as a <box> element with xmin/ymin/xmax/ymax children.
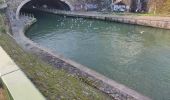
<box><xmin>16</xmin><ymin>0</ymin><xmax>74</xmax><ymax>20</ymax></box>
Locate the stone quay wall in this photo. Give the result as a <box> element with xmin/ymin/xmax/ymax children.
<box><xmin>40</xmin><ymin>8</ymin><xmax>170</xmax><ymax>30</ymax></box>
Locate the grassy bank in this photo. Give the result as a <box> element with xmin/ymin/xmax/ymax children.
<box><xmin>0</xmin><ymin>13</ymin><xmax>111</xmax><ymax>100</ymax></box>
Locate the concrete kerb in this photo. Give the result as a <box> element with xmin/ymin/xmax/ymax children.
<box><xmin>0</xmin><ymin>46</ymin><xmax>45</xmax><ymax>100</ymax></box>
<box><xmin>0</xmin><ymin>46</ymin><xmax>20</xmax><ymax>77</ymax></box>
<box><xmin>15</xmin><ymin>12</ymin><xmax>151</xmax><ymax>100</ymax></box>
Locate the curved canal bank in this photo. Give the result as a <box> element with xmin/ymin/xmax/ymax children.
<box><xmin>5</xmin><ymin>8</ymin><xmax>152</xmax><ymax>100</ymax></box>
<box><xmin>21</xmin><ymin>15</ymin><xmax>149</xmax><ymax>100</ymax></box>
<box><xmin>25</xmin><ymin>11</ymin><xmax>170</xmax><ymax>100</ymax></box>
<box><xmin>1</xmin><ymin>15</ymin><xmax>113</xmax><ymax>100</ymax></box>
<box><xmin>7</xmin><ymin>5</ymin><xmax>170</xmax><ymax>100</ymax></box>
<box><xmin>5</xmin><ymin>0</ymin><xmax>170</xmax><ymax>99</ymax></box>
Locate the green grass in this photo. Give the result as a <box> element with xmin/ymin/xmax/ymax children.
<box><xmin>0</xmin><ymin>13</ymin><xmax>111</xmax><ymax>100</ymax></box>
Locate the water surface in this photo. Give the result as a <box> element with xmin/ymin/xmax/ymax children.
<box><xmin>26</xmin><ymin>12</ymin><xmax>170</xmax><ymax>100</ymax></box>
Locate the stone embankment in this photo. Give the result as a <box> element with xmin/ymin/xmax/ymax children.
<box><xmin>39</xmin><ymin>8</ymin><xmax>170</xmax><ymax>30</ymax></box>
<box><xmin>5</xmin><ymin>3</ymin><xmax>153</xmax><ymax>99</ymax></box>
<box><xmin>6</xmin><ymin>11</ymin><xmax>151</xmax><ymax>100</ymax></box>
<box><xmin>20</xmin><ymin>18</ymin><xmax>151</xmax><ymax>100</ymax></box>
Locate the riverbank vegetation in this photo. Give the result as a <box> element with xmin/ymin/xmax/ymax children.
<box><xmin>0</xmin><ymin>13</ymin><xmax>111</xmax><ymax>100</ymax></box>
<box><xmin>157</xmin><ymin>0</ymin><xmax>170</xmax><ymax>15</ymax></box>
<box><xmin>145</xmin><ymin>0</ymin><xmax>170</xmax><ymax>16</ymax></box>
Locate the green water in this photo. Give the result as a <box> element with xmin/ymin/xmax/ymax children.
<box><xmin>26</xmin><ymin>12</ymin><xmax>170</xmax><ymax>100</ymax></box>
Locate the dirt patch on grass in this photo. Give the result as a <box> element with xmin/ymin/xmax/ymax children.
<box><xmin>0</xmin><ymin>88</ymin><xmax>6</xmax><ymax>100</ymax></box>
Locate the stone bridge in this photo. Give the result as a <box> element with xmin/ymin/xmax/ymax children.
<box><xmin>5</xmin><ymin>0</ymin><xmax>156</xmax><ymax>20</ymax></box>
<box><xmin>5</xmin><ymin>0</ymin><xmax>108</xmax><ymax>20</ymax></box>
<box><xmin>6</xmin><ymin>0</ymin><xmax>74</xmax><ymax>19</ymax></box>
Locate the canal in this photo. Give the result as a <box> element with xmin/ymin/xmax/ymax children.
<box><xmin>25</xmin><ymin>11</ymin><xmax>170</xmax><ymax>100</ymax></box>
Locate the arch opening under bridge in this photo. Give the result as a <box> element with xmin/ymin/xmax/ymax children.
<box><xmin>16</xmin><ymin>0</ymin><xmax>74</xmax><ymax>19</ymax></box>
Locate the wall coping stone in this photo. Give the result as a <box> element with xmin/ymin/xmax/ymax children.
<box><xmin>0</xmin><ymin>46</ymin><xmax>45</xmax><ymax>100</ymax></box>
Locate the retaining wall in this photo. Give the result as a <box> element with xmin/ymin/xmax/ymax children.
<box><xmin>39</xmin><ymin>8</ymin><xmax>170</xmax><ymax>30</ymax></box>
